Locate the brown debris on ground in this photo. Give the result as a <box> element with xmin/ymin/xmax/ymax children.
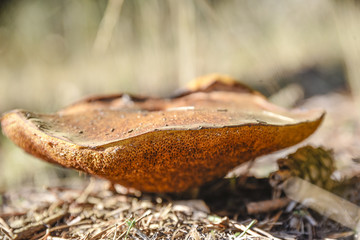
<box><xmin>1</xmin><ymin>173</ymin><xmax>359</xmax><ymax>240</ymax></box>
<box><xmin>1</xmin><ymin>178</ymin><xmax>285</xmax><ymax>240</ymax></box>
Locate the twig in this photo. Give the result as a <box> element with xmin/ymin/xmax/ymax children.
<box><xmin>265</xmin><ymin>210</ymin><xmax>283</xmax><ymax>231</ymax></box>
<box><xmin>135</xmin><ymin>210</ymin><xmax>152</xmax><ymax>222</ymax></box>
<box><xmin>0</xmin><ymin>217</ymin><xmax>13</xmax><ymax>237</ymax></box>
<box><xmin>112</xmin><ymin>223</ymin><xmax>118</xmax><ymax>240</ymax></box>
<box><xmin>0</xmin><ymin>212</ymin><xmax>27</xmax><ymax>219</ymax></box>
<box><xmin>81</xmin><ymin>232</ymin><xmax>91</xmax><ymax>240</ymax></box>
<box><xmin>15</xmin><ymin>209</ymin><xmax>67</xmax><ymax>240</ymax></box>
<box><xmin>39</xmin><ymin>228</ymin><xmax>50</xmax><ymax>240</ymax></box>
<box><xmin>32</xmin><ymin>220</ymin><xmax>93</xmax><ymax>240</ymax></box>
<box><xmin>89</xmin><ymin>217</ymin><xmax>129</xmax><ymax>239</ymax></box>
<box><xmin>1</xmin><ymin>227</ymin><xmax>14</xmax><ymax>240</ymax></box>
<box><xmin>44</xmin><ymin>238</ymin><xmax>70</xmax><ymax>240</ymax></box>
<box><xmin>246</xmin><ymin>198</ymin><xmax>291</xmax><ymax>214</ymax></box>
<box><xmin>76</xmin><ymin>178</ymin><xmax>96</xmax><ymax>203</ymax></box>
<box><xmin>253</xmin><ymin>227</ymin><xmax>281</xmax><ymax>240</ymax></box>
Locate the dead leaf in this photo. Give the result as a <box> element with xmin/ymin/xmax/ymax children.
<box><xmin>1</xmin><ymin>74</ymin><xmax>325</xmax><ymax>192</ymax></box>
<box><xmin>283</xmin><ymin>177</ymin><xmax>360</xmax><ymax>231</ymax></box>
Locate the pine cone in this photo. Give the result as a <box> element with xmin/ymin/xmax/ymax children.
<box><xmin>270</xmin><ymin>146</ymin><xmax>336</xmax><ymax>190</ymax></box>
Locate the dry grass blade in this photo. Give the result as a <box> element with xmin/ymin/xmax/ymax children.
<box><xmin>124</xmin><ymin>218</ymin><xmax>135</xmax><ymax>240</ymax></box>
<box><xmin>93</xmin><ymin>0</ymin><xmax>125</xmax><ymax>55</ymax></box>
<box><xmin>236</xmin><ymin>220</ymin><xmax>257</xmax><ymax>239</ymax></box>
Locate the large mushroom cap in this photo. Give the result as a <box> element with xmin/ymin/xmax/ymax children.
<box><xmin>1</xmin><ymin>75</ymin><xmax>325</xmax><ymax>192</ymax></box>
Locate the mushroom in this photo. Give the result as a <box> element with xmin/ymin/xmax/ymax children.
<box><xmin>1</xmin><ymin>74</ymin><xmax>324</xmax><ymax>192</ymax></box>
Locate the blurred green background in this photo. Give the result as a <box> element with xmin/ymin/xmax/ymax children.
<box><xmin>0</xmin><ymin>0</ymin><xmax>359</xmax><ymax>191</ymax></box>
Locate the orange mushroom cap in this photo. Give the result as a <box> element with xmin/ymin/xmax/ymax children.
<box><xmin>1</xmin><ymin>75</ymin><xmax>324</xmax><ymax>192</ymax></box>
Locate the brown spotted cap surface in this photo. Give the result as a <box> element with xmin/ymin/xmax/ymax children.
<box><xmin>1</xmin><ymin>74</ymin><xmax>325</xmax><ymax>192</ymax></box>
